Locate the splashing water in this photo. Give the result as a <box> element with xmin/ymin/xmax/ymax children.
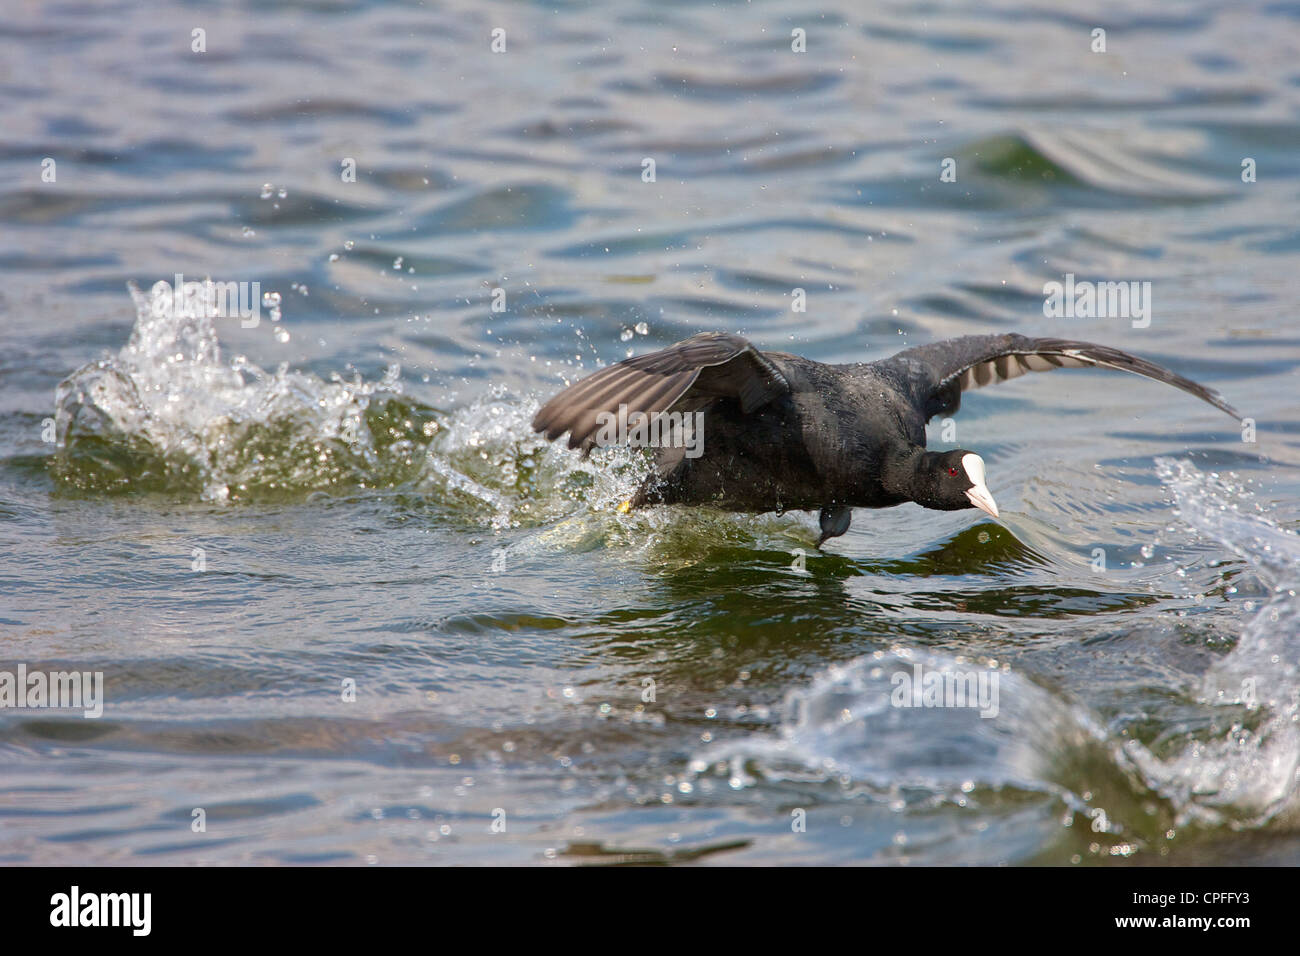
<box><xmin>694</xmin><ymin>646</ymin><xmax>1105</xmax><ymax>804</ymax></box>
<box><xmin>49</xmin><ymin>284</ymin><xmax>659</xmax><ymax>542</ymax></box>
<box><xmin>52</xmin><ymin>282</ymin><xmax>425</xmax><ymax>502</ymax></box>
<box><xmin>695</xmin><ymin>459</ymin><xmax>1299</xmax><ymax>836</ymax></box>
<box><xmin>1123</xmin><ymin>459</ymin><xmax>1300</xmax><ymax>827</ymax></box>
<box><xmin>414</xmin><ymin>394</ymin><xmax>649</xmax><ymax>532</ymax></box>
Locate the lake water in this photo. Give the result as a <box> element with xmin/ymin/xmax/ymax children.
<box><xmin>2</xmin><ymin>0</ymin><xmax>1299</xmax><ymax>865</ymax></box>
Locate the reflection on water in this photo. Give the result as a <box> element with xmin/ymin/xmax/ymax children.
<box><xmin>1</xmin><ymin>0</ymin><xmax>1299</xmax><ymax>864</ymax></box>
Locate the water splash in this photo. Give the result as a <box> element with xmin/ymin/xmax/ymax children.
<box><xmin>697</xmin><ymin>459</ymin><xmax>1300</xmax><ymax>836</ymax></box>
<box><xmin>1122</xmin><ymin>459</ymin><xmax>1300</xmax><ymax>827</ymax></box>
<box><xmin>52</xmin><ymin>282</ymin><xmax>428</xmax><ymax>502</ymax></box>
<box><xmin>693</xmin><ymin>647</ymin><xmax>1106</xmax><ymax>808</ymax></box>
<box><xmin>413</xmin><ymin>394</ymin><xmax>650</xmax><ymax>532</ymax></box>
<box><xmin>49</xmin><ymin>284</ymin><xmax>658</xmax><ymax>542</ymax></box>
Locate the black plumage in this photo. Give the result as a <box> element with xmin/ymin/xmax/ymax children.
<box><xmin>531</xmin><ymin>332</ymin><xmax>1240</xmax><ymax>545</ymax></box>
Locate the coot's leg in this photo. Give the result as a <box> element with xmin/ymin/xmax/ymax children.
<box><xmin>817</xmin><ymin>505</ymin><xmax>852</xmax><ymax>546</ymax></box>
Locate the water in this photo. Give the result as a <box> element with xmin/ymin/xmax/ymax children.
<box><xmin>2</xmin><ymin>0</ymin><xmax>1299</xmax><ymax>865</ymax></box>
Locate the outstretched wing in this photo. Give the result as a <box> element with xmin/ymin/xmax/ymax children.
<box><xmin>531</xmin><ymin>332</ymin><xmax>790</xmax><ymax>451</ymax></box>
<box><xmin>884</xmin><ymin>333</ymin><xmax>1239</xmax><ymax>422</ymax></box>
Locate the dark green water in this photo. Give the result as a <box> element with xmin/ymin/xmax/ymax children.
<box><xmin>1</xmin><ymin>0</ymin><xmax>1299</xmax><ymax>865</ymax></box>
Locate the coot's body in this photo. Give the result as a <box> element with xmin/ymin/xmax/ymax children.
<box><xmin>532</xmin><ymin>332</ymin><xmax>1239</xmax><ymax>544</ymax></box>
<box><xmin>633</xmin><ymin>355</ymin><xmax>922</xmax><ymax>513</ymax></box>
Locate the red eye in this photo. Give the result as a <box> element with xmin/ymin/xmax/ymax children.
<box><xmin>947</xmin><ymin>466</ymin><xmax>958</xmax><ymax>477</ymax></box>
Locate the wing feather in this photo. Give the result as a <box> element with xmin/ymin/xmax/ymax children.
<box><xmin>887</xmin><ymin>333</ymin><xmax>1238</xmax><ymax>421</ymax></box>
<box><xmin>532</xmin><ymin>332</ymin><xmax>790</xmax><ymax>451</ymax></box>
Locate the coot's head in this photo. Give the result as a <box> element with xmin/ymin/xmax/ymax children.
<box><xmin>917</xmin><ymin>450</ymin><xmax>999</xmax><ymax>518</ymax></box>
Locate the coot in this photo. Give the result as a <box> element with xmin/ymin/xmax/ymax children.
<box><xmin>532</xmin><ymin>332</ymin><xmax>1239</xmax><ymax>545</ymax></box>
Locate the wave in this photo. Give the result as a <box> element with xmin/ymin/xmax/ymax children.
<box><xmin>696</xmin><ymin>458</ymin><xmax>1300</xmax><ymax>835</ymax></box>
<box><xmin>53</xmin><ymin>282</ymin><xmax>421</xmax><ymax>502</ymax></box>
<box><xmin>1125</xmin><ymin>459</ymin><xmax>1300</xmax><ymax>828</ymax></box>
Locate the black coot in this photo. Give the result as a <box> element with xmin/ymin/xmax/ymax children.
<box><xmin>532</xmin><ymin>332</ymin><xmax>1240</xmax><ymax>545</ymax></box>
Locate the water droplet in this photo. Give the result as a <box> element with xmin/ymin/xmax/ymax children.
<box><xmin>260</xmin><ymin>183</ymin><xmax>273</xmax><ymax>199</ymax></box>
<box><xmin>634</xmin><ymin>321</ymin><xmax>649</xmax><ymax>335</ymax></box>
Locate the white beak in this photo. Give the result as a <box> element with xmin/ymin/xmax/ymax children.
<box><xmin>965</xmin><ymin>485</ymin><xmax>1000</xmax><ymax>519</ymax></box>
<box><xmin>961</xmin><ymin>453</ymin><xmax>1000</xmax><ymax>519</ymax></box>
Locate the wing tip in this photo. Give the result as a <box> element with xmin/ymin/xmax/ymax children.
<box><xmin>1210</xmin><ymin>395</ymin><xmax>1243</xmax><ymax>421</ymax></box>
